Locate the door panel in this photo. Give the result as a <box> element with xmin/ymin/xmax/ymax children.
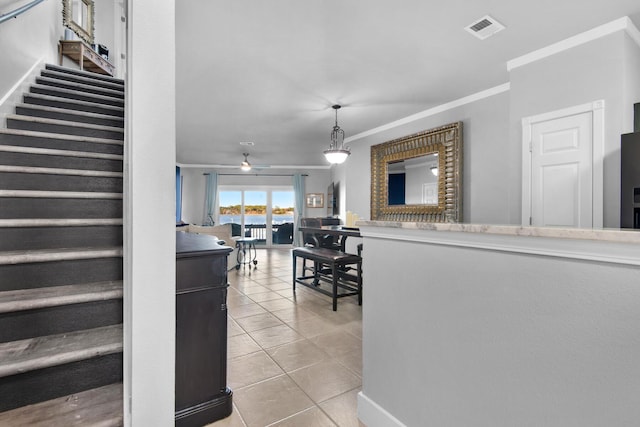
<box><xmin>540</xmin><ymin>163</ymin><xmax>579</xmax><ymax>226</ymax></box>
<box><xmin>530</xmin><ymin>112</ymin><xmax>592</xmax><ymax>227</ymax></box>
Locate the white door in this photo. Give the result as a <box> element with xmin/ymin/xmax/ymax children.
<box><xmin>522</xmin><ymin>101</ymin><xmax>604</xmax><ymax>228</ymax></box>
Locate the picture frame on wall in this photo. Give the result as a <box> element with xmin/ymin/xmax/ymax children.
<box><xmin>306</xmin><ymin>193</ymin><xmax>324</xmax><ymax>208</ymax></box>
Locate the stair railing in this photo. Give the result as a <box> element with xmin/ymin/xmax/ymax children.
<box><xmin>0</xmin><ymin>0</ymin><xmax>45</xmax><ymax>25</ymax></box>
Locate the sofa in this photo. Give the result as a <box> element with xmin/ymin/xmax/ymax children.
<box><xmin>181</xmin><ymin>224</ymin><xmax>238</xmax><ymax>270</ymax></box>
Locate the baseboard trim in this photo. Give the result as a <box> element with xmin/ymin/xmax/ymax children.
<box><xmin>175</xmin><ymin>388</ymin><xmax>233</xmax><ymax>427</ymax></box>
<box><xmin>357</xmin><ymin>391</ymin><xmax>407</xmax><ymax>427</ymax></box>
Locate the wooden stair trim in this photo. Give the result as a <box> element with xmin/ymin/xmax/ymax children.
<box><xmin>30</xmin><ymin>84</ymin><xmax>124</xmax><ymax>106</ymax></box>
<box><xmin>23</xmin><ymin>92</ymin><xmax>124</xmax><ymax>115</ymax></box>
<box><xmin>0</xmin><ymin>324</ymin><xmax>123</xmax><ymax>378</ymax></box>
<box><xmin>0</xmin><ymin>190</ymin><xmax>122</xmax><ymax>199</ymax></box>
<box><xmin>15</xmin><ymin>103</ymin><xmax>125</xmax><ymax>125</ymax></box>
<box><xmin>0</xmin><ymin>128</ymin><xmax>124</xmax><ymax>146</ymax></box>
<box><xmin>0</xmin><ymin>218</ymin><xmax>123</xmax><ymax>228</ymax></box>
<box><xmin>0</xmin><ymin>382</ymin><xmax>123</xmax><ymax>426</ymax></box>
<box><xmin>0</xmin><ymin>281</ymin><xmax>123</xmax><ymax>314</ymax></box>
<box><xmin>0</xmin><ymin>165</ymin><xmax>123</xmax><ymax>178</ymax></box>
<box><xmin>7</xmin><ymin>115</ymin><xmax>125</xmax><ymax>135</ymax></box>
<box><xmin>37</xmin><ymin>76</ymin><xmax>125</xmax><ymax>99</ymax></box>
<box><xmin>0</xmin><ymin>247</ymin><xmax>123</xmax><ymax>266</ymax></box>
<box><xmin>0</xmin><ymin>144</ymin><xmax>123</xmax><ymax>160</ymax></box>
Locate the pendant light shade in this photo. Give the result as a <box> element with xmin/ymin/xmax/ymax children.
<box><xmin>240</xmin><ymin>153</ymin><xmax>252</xmax><ymax>171</ymax></box>
<box><xmin>323</xmin><ymin>105</ymin><xmax>350</xmax><ymax>164</ymax></box>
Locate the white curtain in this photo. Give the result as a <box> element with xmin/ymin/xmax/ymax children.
<box><xmin>203</xmin><ymin>172</ymin><xmax>218</xmax><ymax>225</ymax></box>
<box><xmin>292</xmin><ymin>174</ymin><xmax>305</xmax><ymax>246</ymax></box>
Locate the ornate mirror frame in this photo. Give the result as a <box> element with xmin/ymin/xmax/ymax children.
<box><xmin>370</xmin><ymin>121</ymin><xmax>463</xmax><ymax>222</ymax></box>
<box><xmin>62</xmin><ymin>0</ymin><xmax>95</xmax><ymax>45</ymax></box>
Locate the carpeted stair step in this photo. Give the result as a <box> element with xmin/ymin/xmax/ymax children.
<box><xmin>0</xmin><ymin>257</ymin><xmax>122</xmax><ymax>292</ymax></box>
<box><xmin>24</xmin><ymin>92</ymin><xmax>124</xmax><ymax>117</ymax></box>
<box><xmin>35</xmin><ymin>76</ymin><xmax>124</xmax><ymax>100</ymax></box>
<box><xmin>0</xmin><ymin>246</ymin><xmax>123</xmax><ymax>291</ymax></box>
<box><xmin>0</xmin><ymin>191</ymin><xmax>123</xmax><ymax>219</ymax></box>
<box><xmin>0</xmin><ymin>324</ymin><xmax>123</xmax><ymax>412</ymax></box>
<box><xmin>0</xmin><ymin>165</ymin><xmax>123</xmax><ymax>193</ymax></box>
<box><xmin>41</xmin><ymin>68</ymin><xmax>125</xmax><ymax>93</ymax></box>
<box><xmin>0</xmin><ymin>218</ymin><xmax>123</xmax><ymax>251</ymax></box>
<box><xmin>0</xmin><ymin>144</ymin><xmax>123</xmax><ymax>171</ymax></box>
<box><xmin>0</xmin><ymin>281</ymin><xmax>123</xmax><ymax>343</ymax></box>
<box><xmin>6</xmin><ymin>115</ymin><xmax>124</xmax><ymax>140</ymax></box>
<box><xmin>15</xmin><ymin>104</ymin><xmax>124</xmax><ymax>128</ymax></box>
<box><xmin>29</xmin><ymin>84</ymin><xmax>124</xmax><ymax>108</ymax></box>
<box><xmin>0</xmin><ymin>129</ymin><xmax>123</xmax><ymax>155</ymax></box>
<box><xmin>0</xmin><ymin>382</ymin><xmax>123</xmax><ymax>426</ymax></box>
<box><xmin>0</xmin><ymin>63</ymin><xmax>125</xmax><ymax>419</ymax></box>
<box><xmin>45</xmin><ymin>64</ymin><xmax>124</xmax><ymax>87</ymax></box>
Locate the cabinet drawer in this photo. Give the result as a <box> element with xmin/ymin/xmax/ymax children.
<box><xmin>176</xmin><ymin>254</ymin><xmax>228</xmax><ymax>292</ymax></box>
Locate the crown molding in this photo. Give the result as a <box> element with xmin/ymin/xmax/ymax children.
<box><xmin>507</xmin><ymin>16</ymin><xmax>640</xmax><ymax>72</ymax></box>
<box><xmin>345</xmin><ymin>82</ymin><xmax>510</xmax><ymax>143</ymax></box>
<box><xmin>176</xmin><ymin>162</ymin><xmax>330</xmax><ymax>170</ymax></box>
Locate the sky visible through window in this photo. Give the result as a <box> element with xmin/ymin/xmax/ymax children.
<box><xmin>219</xmin><ymin>191</ymin><xmax>294</xmax><ymax>208</ymax></box>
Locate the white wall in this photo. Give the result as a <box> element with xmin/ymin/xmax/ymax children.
<box><xmin>124</xmin><ymin>0</ymin><xmax>175</xmax><ymax>424</ymax></box>
<box><xmin>358</xmin><ymin>226</ymin><xmax>640</xmax><ymax>427</ymax></box>
<box><xmin>0</xmin><ymin>0</ymin><xmax>62</xmax><ymax>120</ymax></box>
<box><xmin>94</xmin><ymin>0</ymin><xmax>114</xmax><ymax>60</ymax></box>
<box><xmin>509</xmin><ymin>31</ymin><xmax>637</xmax><ymax>228</ymax></box>
<box><xmin>180</xmin><ymin>167</ymin><xmax>331</xmax><ymax>225</ymax></box>
<box><xmin>333</xmin><ymin>90</ymin><xmax>511</xmax><ymax>225</ymax></box>
<box><xmin>334</xmin><ymin>28</ymin><xmax>640</xmax><ymax>229</ymax></box>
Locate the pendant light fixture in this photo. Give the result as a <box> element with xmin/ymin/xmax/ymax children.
<box><xmin>323</xmin><ymin>105</ymin><xmax>350</xmax><ymax>164</ymax></box>
<box><xmin>240</xmin><ymin>153</ymin><xmax>252</xmax><ymax>171</ymax></box>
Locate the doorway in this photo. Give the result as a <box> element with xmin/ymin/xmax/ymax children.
<box><xmin>521</xmin><ymin>101</ymin><xmax>604</xmax><ymax>228</ymax></box>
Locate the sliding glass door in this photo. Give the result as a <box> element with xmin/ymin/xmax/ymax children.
<box><xmin>218</xmin><ymin>187</ymin><xmax>294</xmax><ymax>247</ymax></box>
<box><xmin>272</xmin><ymin>191</ymin><xmax>295</xmax><ymax>246</ymax></box>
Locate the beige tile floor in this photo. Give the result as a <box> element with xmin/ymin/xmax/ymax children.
<box><xmin>209</xmin><ymin>248</ymin><xmax>365</xmax><ymax>427</ymax></box>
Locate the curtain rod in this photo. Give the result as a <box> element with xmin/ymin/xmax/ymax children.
<box><xmin>203</xmin><ymin>173</ymin><xmax>308</xmax><ymax>177</ymax></box>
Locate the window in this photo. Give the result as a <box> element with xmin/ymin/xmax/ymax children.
<box><xmin>219</xmin><ymin>187</ymin><xmax>295</xmax><ymax>246</ymax></box>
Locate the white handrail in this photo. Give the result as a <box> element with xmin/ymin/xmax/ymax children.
<box><xmin>0</xmin><ymin>0</ymin><xmax>46</xmax><ymax>25</ymax></box>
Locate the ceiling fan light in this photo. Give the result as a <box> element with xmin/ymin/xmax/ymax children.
<box><xmin>240</xmin><ymin>152</ymin><xmax>252</xmax><ymax>171</ymax></box>
<box><xmin>324</xmin><ymin>149</ymin><xmax>350</xmax><ymax>164</ymax></box>
<box><xmin>430</xmin><ymin>165</ymin><xmax>438</xmax><ymax>176</ymax></box>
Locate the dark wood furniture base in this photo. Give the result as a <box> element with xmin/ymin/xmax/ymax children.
<box><xmin>176</xmin><ymin>232</ymin><xmax>233</xmax><ymax>426</ymax></box>
<box><xmin>175</xmin><ymin>388</ymin><xmax>233</xmax><ymax>427</ymax></box>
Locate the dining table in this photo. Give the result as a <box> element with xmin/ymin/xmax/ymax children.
<box><xmin>298</xmin><ymin>225</ymin><xmax>361</xmax><ymax>252</ymax></box>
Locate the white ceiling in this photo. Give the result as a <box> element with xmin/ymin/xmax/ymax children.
<box><xmin>175</xmin><ymin>1</ymin><xmax>640</xmax><ymax>169</ymax></box>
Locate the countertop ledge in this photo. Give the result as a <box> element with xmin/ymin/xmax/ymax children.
<box><xmin>356</xmin><ymin>221</ymin><xmax>640</xmax><ymax>244</ymax></box>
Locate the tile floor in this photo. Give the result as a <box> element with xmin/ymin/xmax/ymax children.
<box><xmin>209</xmin><ymin>248</ymin><xmax>365</xmax><ymax>427</ymax></box>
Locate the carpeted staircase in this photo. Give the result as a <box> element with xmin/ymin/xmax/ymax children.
<box><xmin>0</xmin><ymin>64</ymin><xmax>124</xmax><ymax>425</ymax></box>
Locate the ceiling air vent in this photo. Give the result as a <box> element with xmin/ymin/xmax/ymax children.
<box><xmin>464</xmin><ymin>15</ymin><xmax>505</xmax><ymax>40</ymax></box>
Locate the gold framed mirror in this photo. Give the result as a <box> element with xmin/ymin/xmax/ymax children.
<box><xmin>62</xmin><ymin>0</ymin><xmax>95</xmax><ymax>45</ymax></box>
<box><xmin>370</xmin><ymin>121</ymin><xmax>463</xmax><ymax>222</ymax></box>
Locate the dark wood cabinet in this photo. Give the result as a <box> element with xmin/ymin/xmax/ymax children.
<box><xmin>175</xmin><ymin>232</ymin><xmax>233</xmax><ymax>426</ymax></box>
<box><xmin>621</xmin><ymin>132</ymin><xmax>640</xmax><ymax>229</ymax></box>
